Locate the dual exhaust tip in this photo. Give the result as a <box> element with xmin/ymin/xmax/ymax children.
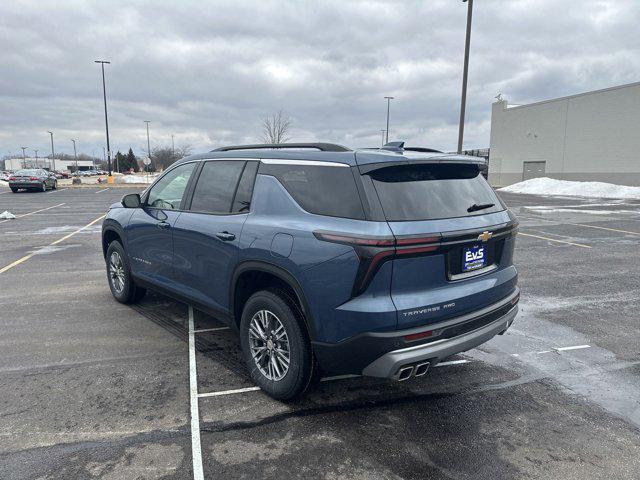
<box><xmin>396</xmin><ymin>361</ymin><xmax>430</xmax><ymax>381</ymax></box>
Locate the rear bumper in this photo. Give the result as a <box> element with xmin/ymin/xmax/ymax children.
<box><xmin>313</xmin><ymin>288</ymin><xmax>519</xmax><ymax>377</ymax></box>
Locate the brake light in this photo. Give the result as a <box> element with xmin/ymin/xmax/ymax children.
<box><xmin>30</xmin><ymin>177</ymin><xmax>38</xmax><ymax>180</ymax></box>
<box><xmin>9</xmin><ymin>176</ymin><xmax>15</xmax><ymax>181</ymax></box>
<box><xmin>314</xmin><ymin>231</ymin><xmax>442</xmax><ymax>296</ymax></box>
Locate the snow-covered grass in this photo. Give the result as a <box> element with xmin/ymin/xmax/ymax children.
<box><xmin>119</xmin><ymin>174</ymin><xmax>158</xmax><ymax>184</ymax></box>
<box><xmin>499</xmin><ymin>177</ymin><xmax>640</xmax><ymax>199</ymax></box>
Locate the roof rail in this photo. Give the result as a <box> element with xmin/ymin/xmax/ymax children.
<box><xmin>213</xmin><ymin>143</ymin><xmax>351</xmax><ymax>152</ymax></box>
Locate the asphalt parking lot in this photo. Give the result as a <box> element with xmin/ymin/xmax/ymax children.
<box><xmin>0</xmin><ymin>184</ymin><xmax>639</xmax><ymax>479</ymax></box>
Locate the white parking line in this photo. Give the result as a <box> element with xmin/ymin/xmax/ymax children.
<box><xmin>555</xmin><ymin>344</ymin><xmax>591</xmax><ymax>351</ymax></box>
<box><xmin>47</xmin><ymin>187</ymin><xmax>69</xmax><ymax>194</ymax></box>
<box><xmin>94</xmin><ymin>188</ymin><xmax>111</xmax><ymax>193</ymax></box>
<box><xmin>188</xmin><ymin>306</ymin><xmax>205</xmax><ymax>480</ymax></box>
<box><xmin>519</xmin><ymin>214</ymin><xmax>640</xmax><ymax>236</ymax></box>
<box><xmin>198</xmin><ymin>386</ymin><xmax>261</xmax><ymax>398</ymax></box>
<box><xmin>519</xmin><ymin>232</ymin><xmax>592</xmax><ymax>248</ymax></box>
<box><xmin>0</xmin><ymin>203</ymin><xmax>65</xmax><ymax>224</ymax></box>
<box><xmin>435</xmin><ymin>359</ymin><xmax>470</xmax><ymax>366</ymax></box>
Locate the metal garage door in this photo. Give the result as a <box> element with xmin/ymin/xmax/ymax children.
<box><xmin>522</xmin><ymin>161</ymin><xmax>546</xmax><ymax>181</ymax></box>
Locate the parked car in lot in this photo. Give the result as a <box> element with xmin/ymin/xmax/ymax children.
<box><xmin>101</xmin><ymin>142</ymin><xmax>519</xmax><ymax>400</ymax></box>
<box><xmin>8</xmin><ymin>168</ymin><xmax>57</xmax><ymax>192</ymax></box>
<box><xmin>0</xmin><ymin>171</ymin><xmax>11</xmax><ymax>181</ymax></box>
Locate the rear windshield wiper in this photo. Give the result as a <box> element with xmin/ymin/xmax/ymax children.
<box><xmin>467</xmin><ymin>202</ymin><xmax>495</xmax><ymax>213</ymax></box>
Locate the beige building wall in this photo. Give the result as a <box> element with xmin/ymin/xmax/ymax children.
<box><xmin>488</xmin><ymin>82</ymin><xmax>640</xmax><ymax>187</ymax></box>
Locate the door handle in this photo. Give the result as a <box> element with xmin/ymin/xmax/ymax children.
<box><xmin>215</xmin><ymin>231</ymin><xmax>236</xmax><ymax>241</ymax></box>
<box><xmin>157</xmin><ymin>221</ymin><xmax>171</xmax><ymax>229</ymax></box>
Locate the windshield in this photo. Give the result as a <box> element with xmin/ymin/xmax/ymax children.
<box><xmin>368</xmin><ymin>163</ymin><xmax>504</xmax><ymax>221</ymax></box>
<box><xmin>15</xmin><ymin>169</ymin><xmax>43</xmax><ymax>176</ymax></box>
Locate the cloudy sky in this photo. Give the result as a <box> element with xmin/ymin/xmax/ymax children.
<box><xmin>1</xmin><ymin>0</ymin><xmax>639</xmax><ymax>159</ymax></box>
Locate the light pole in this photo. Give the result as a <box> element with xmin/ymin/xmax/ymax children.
<box><xmin>94</xmin><ymin>60</ymin><xmax>112</xmax><ymax>176</ymax></box>
<box><xmin>48</xmin><ymin>131</ymin><xmax>56</xmax><ymax>171</ymax></box>
<box><xmin>380</xmin><ymin>129</ymin><xmax>386</xmax><ymax>148</ymax></box>
<box><xmin>384</xmin><ymin>96</ymin><xmax>394</xmax><ymax>144</ymax></box>
<box><xmin>34</xmin><ymin>150</ymin><xmax>39</xmax><ymax>168</ymax></box>
<box><xmin>144</xmin><ymin>121</ymin><xmax>151</xmax><ymax>170</ymax></box>
<box><xmin>21</xmin><ymin>146</ymin><xmax>27</xmax><ymax>168</ymax></box>
<box><xmin>171</xmin><ymin>134</ymin><xmax>175</xmax><ymax>156</ymax></box>
<box><xmin>457</xmin><ymin>0</ymin><xmax>473</xmax><ymax>154</ymax></box>
<box><xmin>71</xmin><ymin>139</ymin><xmax>78</xmax><ymax>173</ymax></box>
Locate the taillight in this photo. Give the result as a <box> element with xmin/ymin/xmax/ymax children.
<box><xmin>9</xmin><ymin>176</ymin><xmax>16</xmax><ymax>181</ymax></box>
<box><xmin>29</xmin><ymin>177</ymin><xmax>38</xmax><ymax>180</ymax></box>
<box><xmin>314</xmin><ymin>231</ymin><xmax>442</xmax><ymax>296</ymax></box>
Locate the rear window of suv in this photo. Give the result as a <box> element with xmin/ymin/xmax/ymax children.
<box><xmin>368</xmin><ymin>163</ymin><xmax>503</xmax><ymax>221</ymax></box>
<box><xmin>262</xmin><ymin>163</ymin><xmax>365</xmax><ymax>219</ymax></box>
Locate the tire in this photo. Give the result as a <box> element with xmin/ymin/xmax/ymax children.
<box><xmin>240</xmin><ymin>289</ymin><xmax>314</xmax><ymax>401</ymax></box>
<box><xmin>105</xmin><ymin>241</ymin><xmax>146</xmax><ymax>304</ymax></box>
<box><xmin>40</xmin><ymin>182</ymin><xmax>46</xmax><ymax>192</ymax></box>
<box><xmin>52</xmin><ymin>180</ymin><xmax>57</xmax><ymax>190</ymax></box>
<box><xmin>10</xmin><ymin>187</ymin><xmax>18</xmax><ymax>193</ymax></box>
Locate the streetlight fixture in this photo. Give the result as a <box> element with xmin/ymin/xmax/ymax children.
<box><xmin>48</xmin><ymin>131</ymin><xmax>56</xmax><ymax>171</ymax></box>
<box><xmin>21</xmin><ymin>146</ymin><xmax>27</xmax><ymax>168</ymax></box>
<box><xmin>71</xmin><ymin>139</ymin><xmax>78</xmax><ymax>173</ymax></box>
<box><xmin>457</xmin><ymin>0</ymin><xmax>474</xmax><ymax>154</ymax></box>
<box><xmin>94</xmin><ymin>60</ymin><xmax>112</xmax><ymax>176</ymax></box>
<box><xmin>384</xmin><ymin>96</ymin><xmax>394</xmax><ymax>144</ymax></box>
<box><xmin>144</xmin><ymin>121</ymin><xmax>151</xmax><ymax>170</ymax></box>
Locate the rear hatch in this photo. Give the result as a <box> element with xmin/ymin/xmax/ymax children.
<box><xmin>359</xmin><ymin>160</ymin><xmax>518</xmax><ymax>329</ymax></box>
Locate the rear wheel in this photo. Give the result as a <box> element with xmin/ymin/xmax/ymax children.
<box><xmin>10</xmin><ymin>187</ymin><xmax>18</xmax><ymax>193</ymax></box>
<box><xmin>105</xmin><ymin>241</ymin><xmax>146</xmax><ymax>303</ymax></box>
<box><xmin>40</xmin><ymin>182</ymin><xmax>46</xmax><ymax>192</ymax></box>
<box><xmin>240</xmin><ymin>289</ymin><xmax>314</xmax><ymax>401</ymax></box>
<box><xmin>52</xmin><ymin>180</ymin><xmax>57</xmax><ymax>190</ymax></box>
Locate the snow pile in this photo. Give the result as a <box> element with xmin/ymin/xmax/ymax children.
<box><xmin>499</xmin><ymin>177</ymin><xmax>640</xmax><ymax>199</ymax></box>
<box><xmin>0</xmin><ymin>211</ymin><xmax>16</xmax><ymax>219</ymax></box>
<box><xmin>119</xmin><ymin>174</ymin><xmax>156</xmax><ymax>184</ymax></box>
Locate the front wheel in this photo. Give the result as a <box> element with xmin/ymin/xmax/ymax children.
<box><xmin>105</xmin><ymin>241</ymin><xmax>146</xmax><ymax>303</ymax></box>
<box><xmin>240</xmin><ymin>289</ymin><xmax>314</xmax><ymax>401</ymax></box>
<box><xmin>52</xmin><ymin>180</ymin><xmax>57</xmax><ymax>190</ymax></box>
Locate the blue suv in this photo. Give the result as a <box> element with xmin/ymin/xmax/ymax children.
<box><xmin>102</xmin><ymin>142</ymin><xmax>519</xmax><ymax>400</ymax></box>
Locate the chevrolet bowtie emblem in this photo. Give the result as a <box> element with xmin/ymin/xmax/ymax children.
<box><xmin>477</xmin><ymin>231</ymin><xmax>493</xmax><ymax>242</ymax></box>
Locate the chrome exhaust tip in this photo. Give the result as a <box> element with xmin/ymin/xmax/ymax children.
<box><xmin>397</xmin><ymin>366</ymin><xmax>414</xmax><ymax>381</ymax></box>
<box><xmin>414</xmin><ymin>362</ymin><xmax>430</xmax><ymax>377</ymax></box>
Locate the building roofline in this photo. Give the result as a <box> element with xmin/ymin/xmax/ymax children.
<box><xmin>499</xmin><ymin>79</ymin><xmax>640</xmax><ymax>111</ymax></box>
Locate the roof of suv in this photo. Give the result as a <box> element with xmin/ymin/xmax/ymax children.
<box><xmin>178</xmin><ymin>142</ymin><xmax>486</xmax><ymax>167</ymax></box>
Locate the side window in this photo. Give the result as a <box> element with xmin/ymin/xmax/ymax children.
<box><xmin>146</xmin><ymin>162</ymin><xmax>195</xmax><ymax>210</ymax></box>
<box><xmin>232</xmin><ymin>161</ymin><xmax>259</xmax><ymax>213</ymax></box>
<box><xmin>261</xmin><ymin>163</ymin><xmax>365</xmax><ymax>219</ymax></box>
<box><xmin>190</xmin><ymin>161</ymin><xmax>245</xmax><ymax>214</ymax></box>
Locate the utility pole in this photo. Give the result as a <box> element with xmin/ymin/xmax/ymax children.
<box><xmin>457</xmin><ymin>0</ymin><xmax>474</xmax><ymax>154</ymax></box>
<box><xmin>94</xmin><ymin>60</ymin><xmax>112</xmax><ymax>176</ymax></box>
<box><xmin>34</xmin><ymin>150</ymin><xmax>39</xmax><ymax>168</ymax></box>
<box><xmin>48</xmin><ymin>131</ymin><xmax>56</xmax><ymax>171</ymax></box>
<box><xmin>380</xmin><ymin>130</ymin><xmax>386</xmax><ymax>148</ymax></box>
<box><xmin>21</xmin><ymin>146</ymin><xmax>27</xmax><ymax>168</ymax></box>
<box><xmin>384</xmin><ymin>96</ymin><xmax>394</xmax><ymax>144</ymax></box>
<box><xmin>171</xmin><ymin>134</ymin><xmax>175</xmax><ymax>156</ymax></box>
<box><xmin>144</xmin><ymin>121</ymin><xmax>151</xmax><ymax>170</ymax></box>
<box><xmin>71</xmin><ymin>139</ymin><xmax>78</xmax><ymax>173</ymax></box>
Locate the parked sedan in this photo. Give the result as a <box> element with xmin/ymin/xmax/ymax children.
<box><xmin>8</xmin><ymin>169</ymin><xmax>57</xmax><ymax>192</ymax></box>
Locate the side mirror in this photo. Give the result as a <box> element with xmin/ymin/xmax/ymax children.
<box><xmin>122</xmin><ymin>193</ymin><xmax>141</xmax><ymax>208</ymax></box>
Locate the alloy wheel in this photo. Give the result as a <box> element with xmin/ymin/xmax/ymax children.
<box><xmin>249</xmin><ymin>309</ymin><xmax>290</xmax><ymax>381</ymax></box>
<box><xmin>108</xmin><ymin>251</ymin><xmax>126</xmax><ymax>294</ymax></box>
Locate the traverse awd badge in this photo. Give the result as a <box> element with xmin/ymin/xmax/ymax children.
<box><xmin>477</xmin><ymin>231</ymin><xmax>493</xmax><ymax>242</ymax></box>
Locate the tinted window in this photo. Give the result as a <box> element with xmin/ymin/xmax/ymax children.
<box><xmin>15</xmin><ymin>169</ymin><xmax>41</xmax><ymax>176</ymax></box>
<box><xmin>369</xmin><ymin>163</ymin><xmax>503</xmax><ymax>221</ymax></box>
<box><xmin>264</xmin><ymin>164</ymin><xmax>365</xmax><ymax>219</ymax></box>
<box><xmin>232</xmin><ymin>161</ymin><xmax>258</xmax><ymax>213</ymax></box>
<box><xmin>146</xmin><ymin>162</ymin><xmax>195</xmax><ymax>210</ymax></box>
<box><xmin>190</xmin><ymin>161</ymin><xmax>245</xmax><ymax>214</ymax></box>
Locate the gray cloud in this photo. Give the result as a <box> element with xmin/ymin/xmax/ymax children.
<box><xmin>1</xmin><ymin>0</ymin><xmax>639</xmax><ymax>158</ymax></box>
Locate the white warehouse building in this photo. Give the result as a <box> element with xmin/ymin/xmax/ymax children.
<box><xmin>488</xmin><ymin>81</ymin><xmax>640</xmax><ymax>187</ymax></box>
<box><xmin>3</xmin><ymin>157</ymin><xmax>95</xmax><ymax>171</ymax></box>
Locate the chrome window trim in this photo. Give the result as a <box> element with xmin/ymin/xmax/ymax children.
<box><xmin>260</xmin><ymin>159</ymin><xmax>349</xmax><ymax>167</ymax></box>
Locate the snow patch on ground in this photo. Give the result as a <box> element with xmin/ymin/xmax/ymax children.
<box><xmin>499</xmin><ymin>177</ymin><xmax>640</xmax><ymax>199</ymax></box>
<box><xmin>0</xmin><ymin>211</ymin><xmax>16</xmax><ymax>219</ymax></box>
<box><xmin>119</xmin><ymin>174</ymin><xmax>157</xmax><ymax>184</ymax></box>
<box><xmin>35</xmin><ymin>225</ymin><xmax>102</xmax><ymax>234</ymax></box>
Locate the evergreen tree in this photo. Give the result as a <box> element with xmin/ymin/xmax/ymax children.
<box><xmin>114</xmin><ymin>151</ymin><xmax>126</xmax><ymax>173</ymax></box>
<box><xmin>126</xmin><ymin>148</ymin><xmax>139</xmax><ymax>172</ymax></box>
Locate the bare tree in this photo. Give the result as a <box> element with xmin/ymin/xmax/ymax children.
<box><xmin>262</xmin><ymin>110</ymin><xmax>292</xmax><ymax>144</ymax></box>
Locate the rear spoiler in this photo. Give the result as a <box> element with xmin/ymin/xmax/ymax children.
<box><xmin>356</xmin><ymin>156</ymin><xmax>486</xmax><ymax>174</ymax></box>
